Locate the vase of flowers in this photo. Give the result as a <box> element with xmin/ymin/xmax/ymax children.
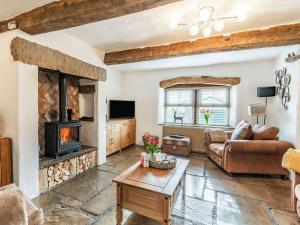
<box><xmin>200</xmin><ymin>108</ymin><xmax>213</xmax><ymax>125</ymax></box>
<box><xmin>144</xmin><ymin>134</ymin><xmax>160</xmax><ymax>161</ymax></box>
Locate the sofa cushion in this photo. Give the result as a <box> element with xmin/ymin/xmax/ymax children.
<box><xmin>209</xmin><ymin>143</ymin><xmax>225</xmax><ymax>157</ymax></box>
<box><xmin>252</xmin><ymin>124</ymin><xmax>279</xmax><ymax>140</ymax></box>
<box><xmin>282</xmin><ymin>148</ymin><xmax>300</xmax><ymax>173</ymax></box>
<box><xmin>295</xmin><ymin>185</ymin><xmax>300</xmax><ymax>200</ymax></box>
<box><xmin>0</xmin><ymin>188</ymin><xmax>28</xmax><ymax>225</ymax></box>
<box><xmin>231</xmin><ymin>120</ymin><xmax>253</xmax><ymax>140</ymax></box>
<box><xmin>208</xmin><ymin>129</ymin><xmax>228</xmax><ymax>143</ymax></box>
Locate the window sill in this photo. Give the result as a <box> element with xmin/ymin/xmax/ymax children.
<box><xmin>158</xmin><ymin>123</ymin><xmax>234</xmax><ymax>130</ymax></box>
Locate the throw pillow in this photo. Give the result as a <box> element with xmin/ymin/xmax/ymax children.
<box><xmin>231</xmin><ymin>120</ymin><xmax>253</xmax><ymax>140</ymax></box>
<box><xmin>208</xmin><ymin>129</ymin><xmax>228</xmax><ymax>143</ymax></box>
<box><xmin>252</xmin><ymin>124</ymin><xmax>279</xmax><ymax>140</ymax></box>
<box><xmin>0</xmin><ymin>188</ymin><xmax>28</xmax><ymax>225</ymax></box>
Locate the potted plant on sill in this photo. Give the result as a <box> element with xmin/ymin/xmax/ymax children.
<box><xmin>200</xmin><ymin>108</ymin><xmax>213</xmax><ymax>126</ymax></box>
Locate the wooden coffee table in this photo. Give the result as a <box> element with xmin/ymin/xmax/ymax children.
<box><xmin>113</xmin><ymin>158</ymin><xmax>189</xmax><ymax>225</ymax></box>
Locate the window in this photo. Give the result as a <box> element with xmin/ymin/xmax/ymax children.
<box><xmin>197</xmin><ymin>88</ymin><xmax>229</xmax><ymax>125</ymax></box>
<box><xmin>164</xmin><ymin>87</ymin><xmax>230</xmax><ymax>126</ymax></box>
<box><xmin>165</xmin><ymin>89</ymin><xmax>193</xmax><ymax>124</ymax></box>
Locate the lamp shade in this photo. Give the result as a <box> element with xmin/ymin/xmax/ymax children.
<box><xmin>257</xmin><ymin>86</ymin><xmax>276</xmax><ymax>97</ymax></box>
<box><xmin>248</xmin><ymin>103</ymin><xmax>266</xmax><ymax>116</ymax></box>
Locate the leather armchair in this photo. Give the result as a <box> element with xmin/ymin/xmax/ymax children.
<box><xmin>0</xmin><ymin>184</ymin><xmax>43</xmax><ymax>225</ymax></box>
<box><xmin>290</xmin><ymin>171</ymin><xmax>300</xmax><ymax>216</ymax></box>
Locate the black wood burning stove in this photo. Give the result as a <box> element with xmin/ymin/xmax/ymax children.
<box><xmin>45</xmin><ymin>73</ymin><xmax>81</xmax><ymax>158</ymax></box>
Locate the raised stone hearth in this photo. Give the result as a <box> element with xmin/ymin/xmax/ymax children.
<box><xmin>39</xmin><ymin>146</ymin><xmax>97</xmax><ymax>193</ymax></box>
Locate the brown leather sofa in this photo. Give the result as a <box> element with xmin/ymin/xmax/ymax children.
<box><xmin>205</xmin><ymin>129</ymin><xmax>294</xmax><ymax>175</ymax></box>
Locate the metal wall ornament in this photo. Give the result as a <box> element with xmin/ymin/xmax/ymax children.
<box><xmin>275</xmin><ymin>67</ymin><xmax>291</xmax><ymax>109</ymax></box>
<box><xmin>285</xmin><ymin>52</ymin><xmax>300</xmax><ymax>63</ymax></box>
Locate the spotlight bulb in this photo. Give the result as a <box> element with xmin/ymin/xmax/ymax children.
<box><xmin>203</xmin><ymin>27</ymin><xmax>212</xmax><ymax>37</ymax></box>
<box><xmin>214</xmin><ymin>20</ymin><xmax>224</xmax><ymax>32</ymax></box>
<box><xmin>189</xmin><ymin>24</ymin><xmax>199</xmax><ymax>36</ymax></box>
<box><xmin>199</xmin><ymin>7</ymin><xmax>212</xmax><ymax>21</ymax></box>
<box><xmin>237</xmin><ymin>10</ymin><xmax>247</xmax><ymax>22</ymax></box>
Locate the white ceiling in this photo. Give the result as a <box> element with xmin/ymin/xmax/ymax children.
<box><xmin>0</xmin><ymin>0</ymin><xmax>299</xmax><ymax>72</ymax></box>
<box><xmin>0</xmin><ymin>0</ymin><xmax>55</xmax><ymax>20</ymax></box>
<box><xmin>110</xmin><ymin>45</ymin><xmax>293</xmax><ymax>72</ymax></box>
<box><xmin>1</xmin><ymin>0</ymin><xmax>299</xmax><ymax>52</ymax></box>
<box><xmin>64</xmin><ymin>0</ymin><xmax>300</xmax><ymax>52</ymax></box>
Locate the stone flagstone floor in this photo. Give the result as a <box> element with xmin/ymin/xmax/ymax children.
<box><xmin>34</xmin><ymin>146</ymin><xmax>300</xmax><ymax>225</ymax></box>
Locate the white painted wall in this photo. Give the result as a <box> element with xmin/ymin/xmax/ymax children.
<box><xmin>0</xmin><ymin>30</ymin><xmax>20</xmax><ymax>186</ymax></box>
<box><xmin>0</xmin><ymin>31</ymin><xmax>39</xmax><ymax>198</ymax></box>
<box><xmin>269</xmin><ymin>45</ymin><xmax>300</xmax><ymax>147</ymax></box>
<box><xmin>121</xmin><ymin>60</ymin><xmax>279</xmax><ymax>145</ymax></box>
<box><xmin>17</xmin><ymin>63</ymin><xmax>39</xmax><ymax>198</ymax></box>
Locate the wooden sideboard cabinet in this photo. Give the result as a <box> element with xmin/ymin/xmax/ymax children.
<box><xmin>106</xmin><ymin>119</ymin><xmax>136</xmax><ymax>156</ymax></box>
<box><xmin>0</xmin><ymin>137</ymin><xmax>12</xmax><ymax>186</ymax></box>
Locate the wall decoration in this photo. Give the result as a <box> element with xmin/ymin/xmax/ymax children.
<box><xmin>173</xmin><ymin>110</ymin><xmax>184</xmax><ymax>125</ymax></box>
<box><xmin>275</xmin><ymin>67</ymin><xmax>290</xmax><ymax>109</ymax></box>
<box><xmin>285</xmin><ymin>52</ymin><xmax>300</xmax><ymax>63</ymax></box>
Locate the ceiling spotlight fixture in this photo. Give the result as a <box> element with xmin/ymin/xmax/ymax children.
<box><xmin>214</xmin><ymin>20</ymin><xmax>224</xmax><ymax>32</ymax></box>
<box><xmin>203</xmin><ymin>26</ymin><xmax>212</xmax><ymax>37</ymax></box>
<box><xmin>199</xmin><ymin>6</ymin><xmax>213</xmax><ymax>21</ymax></box>
<box><xmin>169</xmin><ymin>5</ymin><xmax>247</xmax><ymax>37</ymax></box>
<box><xmin>189</xmin><ymin>24</ymin><xmax>200</xmax><ymax>36</ymax></box>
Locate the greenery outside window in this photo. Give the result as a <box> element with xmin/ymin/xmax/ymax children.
<box><xmin>164</xmin><ymin>87</ymin><xmax>230</xmax><ymax>126</ymax></box>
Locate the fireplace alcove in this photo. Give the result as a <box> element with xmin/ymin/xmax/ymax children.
<box><xmin>38</xmin><ymin>67</ymin><xmax>98</xmax><ymax>192</ymax></box>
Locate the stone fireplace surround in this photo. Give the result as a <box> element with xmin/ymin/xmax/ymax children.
<box><xmin>0</xmin><ymin>32</ymin><xmax>107</xmax><ymax>198</ymax></box>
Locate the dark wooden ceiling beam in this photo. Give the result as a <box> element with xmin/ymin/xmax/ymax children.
<box><xmin>0</xmin><ymin>0</ymin><xmax>181</xmax><ymax>35</ymax></box>
<box><xmin>104</xmin><ymin>23</ymin><xmax>300</xmax><ymax>65</ymax></box>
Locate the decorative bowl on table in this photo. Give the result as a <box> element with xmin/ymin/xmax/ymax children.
<box><xmin>149</xmin><ymin>154</ymin><xmax>177</xmax><ymax>170</ymax></box>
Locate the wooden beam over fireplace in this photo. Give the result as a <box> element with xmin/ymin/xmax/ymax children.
<box><xmin>104</xmin><ymin>23</ymin><xmax>300</xmax><ymax>65</ymax></box>
<box><xmin>0</xmin><ymin>0</ymin><xmax>181</xmax><ymax>35</ymax></box>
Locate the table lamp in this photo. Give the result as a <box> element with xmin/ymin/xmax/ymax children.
<box><xmin>248</xmin><ymin>103</ymin><xmax>266</xmax><ymax>124</ymax></box>
<box><xmin>257</xmin><ymin>86</ymin><xmax>276</xmax><ymax>105</ymax></box>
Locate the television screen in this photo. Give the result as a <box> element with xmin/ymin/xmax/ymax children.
<box><xmin>109</xmin><ymin>100</ymin><xmax>135</xmax><ymax>119</ymax></box>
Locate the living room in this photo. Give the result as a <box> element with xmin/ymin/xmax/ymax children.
<box><xmin>0</xmin><ymin>0</ymin><xmax>300</xmax><ymax>225</ymax></box>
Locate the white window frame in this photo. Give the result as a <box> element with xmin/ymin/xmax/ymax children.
<box><xmin>164</xmin><ymin>86</ymin><xmax>230</xmax><ymax>126</ymax></box>
<box><xmin>196</xmin><ymin>87</ymin><xmax>230</xmax><ymax>126</ymax></box>
<box><xmin>164</xmin><ymin>88</ymin><xmax>195</xmax><ymax>124</ymax></box>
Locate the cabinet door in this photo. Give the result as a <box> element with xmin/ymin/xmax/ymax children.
<box><xmin>106</xmin><ymin>129</ymin><xmax>112</xmax><ymax>156</ymax></box>
<box><xmin>128</xmin><ymin>125</ymin><xmax>136</xmax><ymax>145</ymax></box>
<box><xmin>111</xmin><ymin>128</ymin><xmax>121</xmax><ymax>153</ymax></box>
<box><xmin>121</xmin><ymin>126</ymin><xmax>130</xmax><ymax>148</ymax></box>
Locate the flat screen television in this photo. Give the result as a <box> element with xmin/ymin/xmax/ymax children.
<box><xmin>109</xmin><ymin>100</ymin><xmax>135</xmax><ymax>119</ymax></box>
